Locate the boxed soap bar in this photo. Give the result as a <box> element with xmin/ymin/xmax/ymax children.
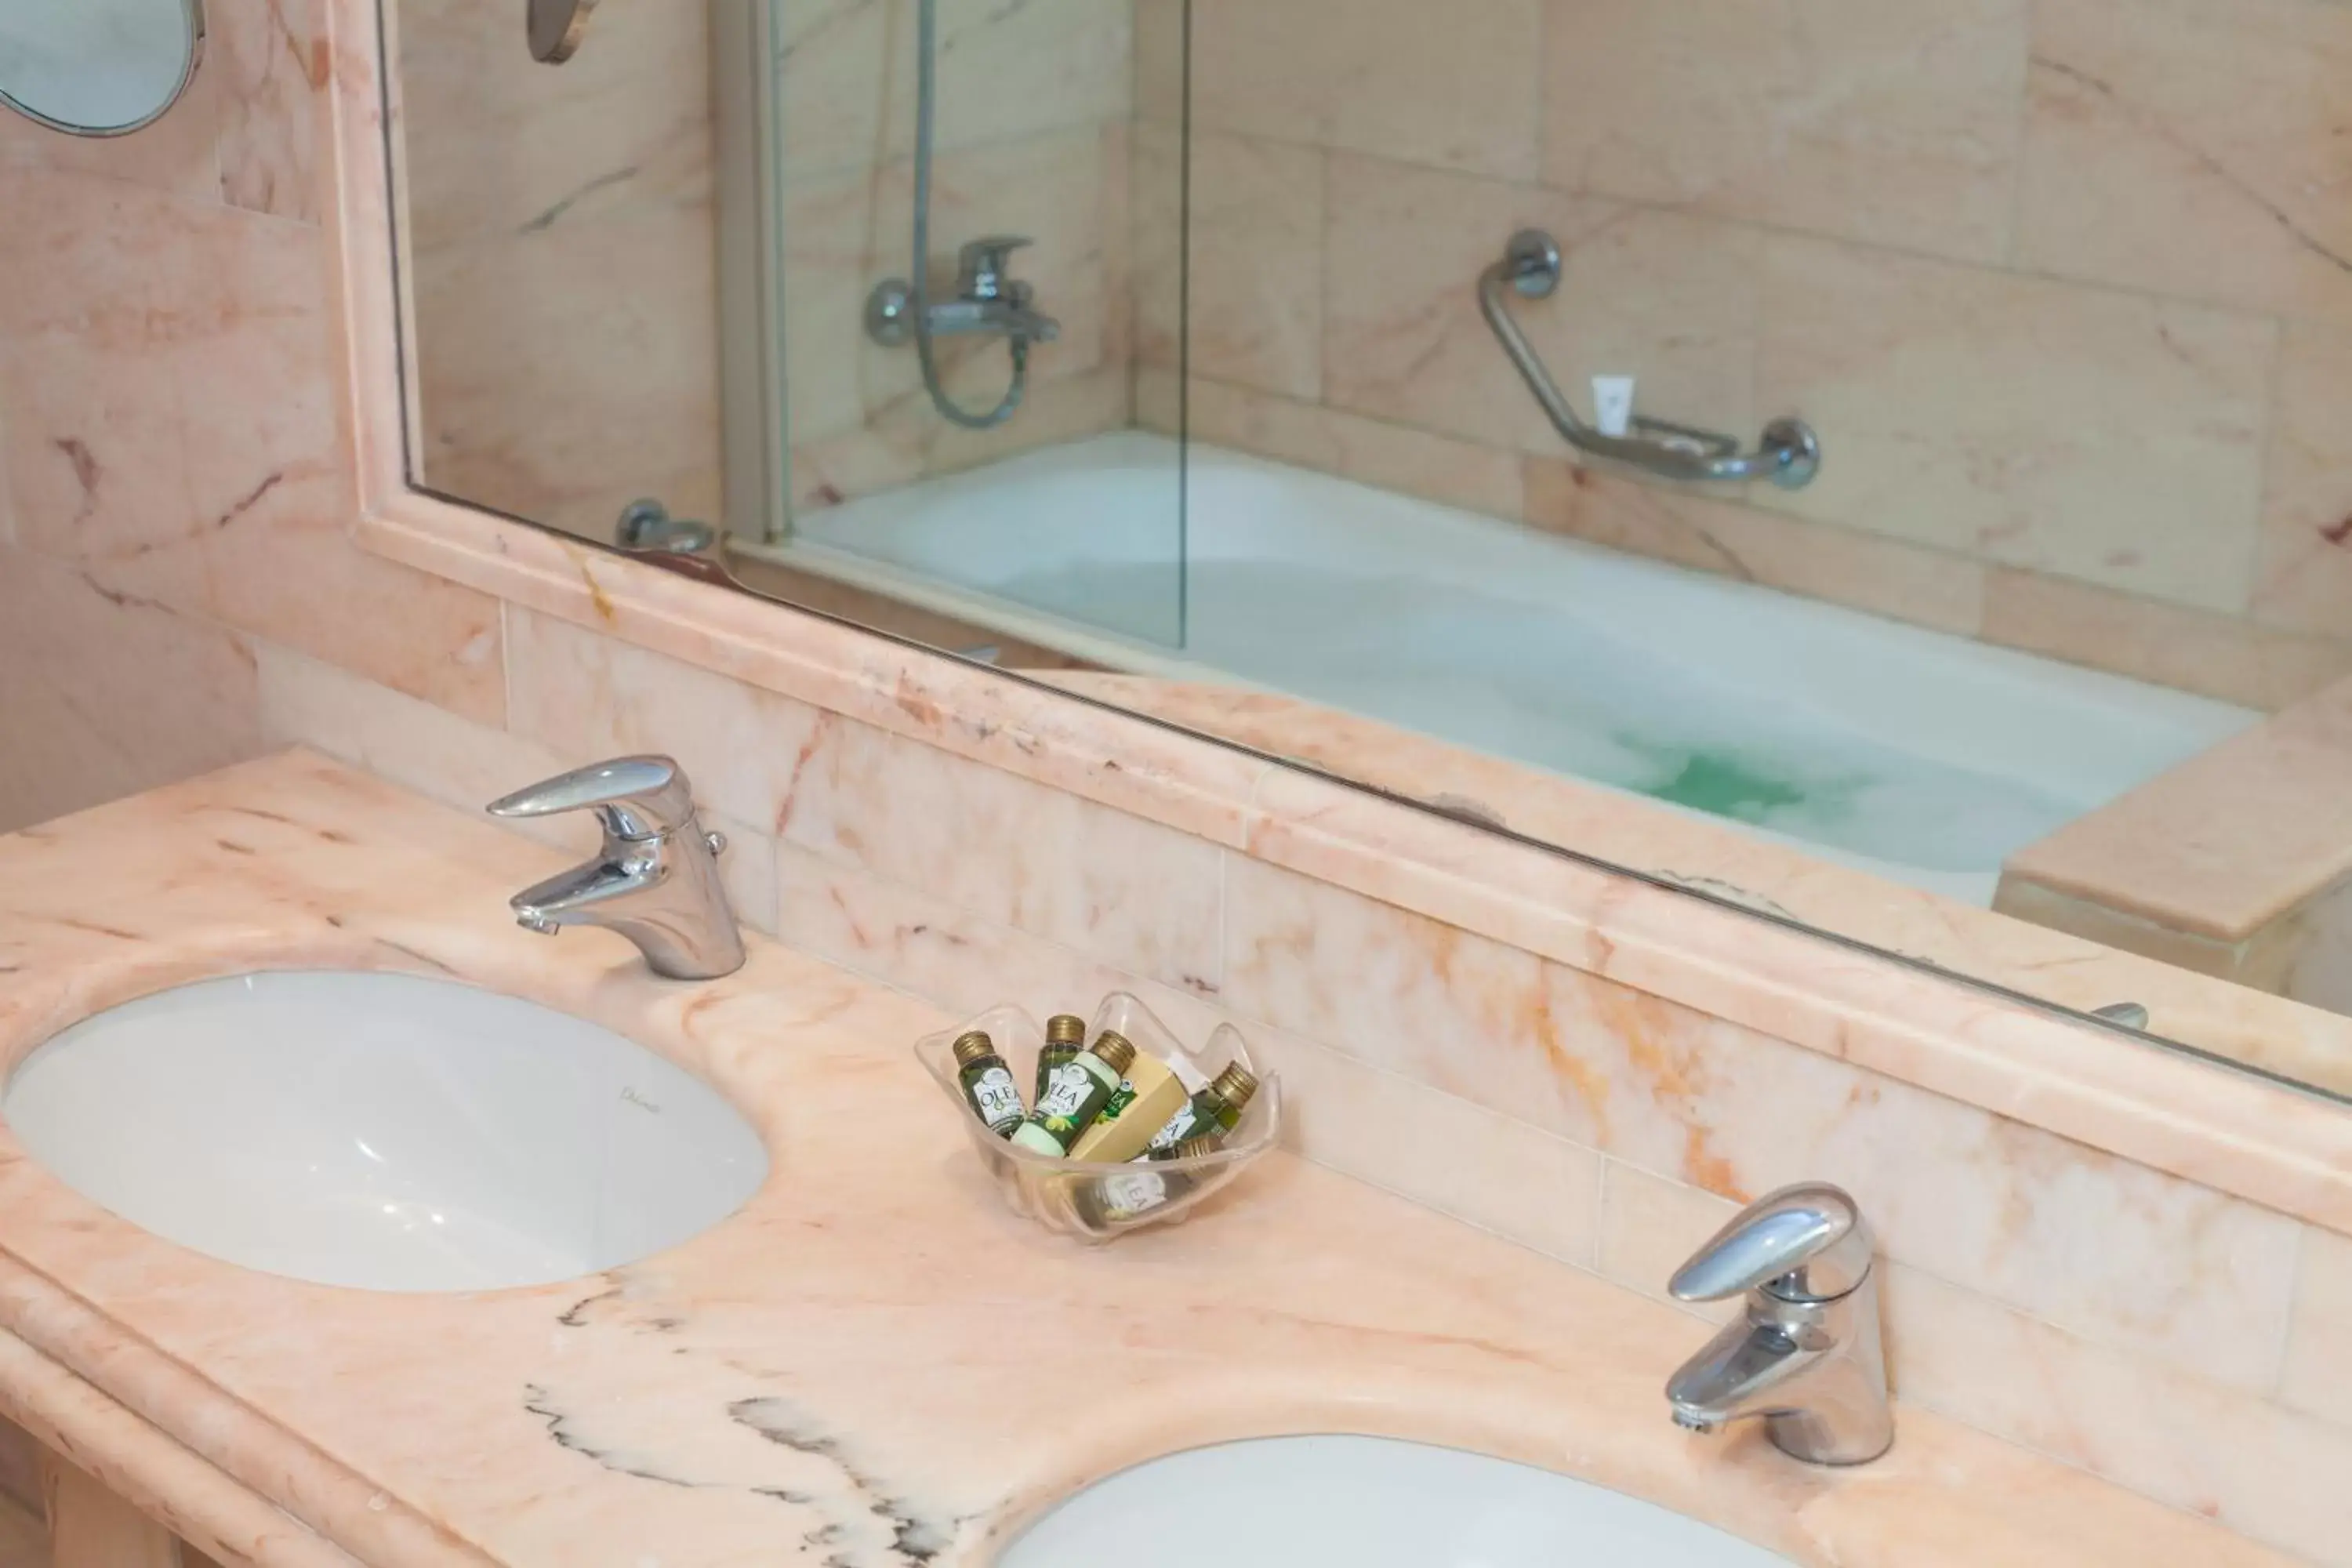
<box><xmin>1068</xmin><ymin>1048</ymin><xmax>1188</xmax><ymax>1162</ymax></box>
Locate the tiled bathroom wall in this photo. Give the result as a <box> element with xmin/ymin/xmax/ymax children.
<box><xmin>396</xmin><ymin>0</ymin><xmax>726</xmax><ymax>541</ymax></box>
<box><xmin>1136</xmin><ymin>0</ymin><xmax>2352</xmax><ymax>711</ymax></box>
<box><xmin>0</xmin><ymin>0</ymin><xmax>501</xmax><ymax>836</ymax></box>
<box><xmin>0</xmin><ymin>1416</ymin><xmax>32</xmax><ymax>1514</ymax></box>
<box><xmin>776</xmin><ymin>0</ymin><xmax>1145</xmax><ymax>517</ymax></box>
<box><xmin>5</xmin><ymin>2</ymin><xmax>2352</xmax><ymax>1562</ymax></box>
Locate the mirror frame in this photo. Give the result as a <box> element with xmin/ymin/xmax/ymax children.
<box><xmin>333</xmin><ymin>0</ymin><xmax>2352</xmax><ymax>1232</ymax></box>
<box><xmin>0</xmin><ymin>0</ymin><xmax>207</xmax><ymax>139</ymax></box>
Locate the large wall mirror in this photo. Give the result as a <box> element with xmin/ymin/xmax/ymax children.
<box><xmin>383</xmin><ymin>0</ymin><xmax>2352</xmax><ymax>1108</ymax></box>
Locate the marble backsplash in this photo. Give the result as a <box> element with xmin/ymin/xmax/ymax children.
<box><xmin>255</xmin><ymin>618</ymin><xmax>2352</xmax><ymax>1564</ymax></box>
<box><xmin>0</xmin><ymin>1</ymin><xmax>2350</xmax><ymax>1561</ymax></box>
<box><xmin>1137</xmin><ymin>0</ymin><xmax>2352</xmax><ymax>711</ymax></box>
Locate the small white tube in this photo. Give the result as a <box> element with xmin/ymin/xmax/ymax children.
<box><xmin>1592</xmin><ymin>376</ymin><xmax>1636</xmax><ymax>438</ymax></box>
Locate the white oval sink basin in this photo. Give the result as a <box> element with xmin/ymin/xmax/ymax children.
<box><xmin>1003</xmin><ymin>1436</ymin><xmax>1794</xmax><ymax>1567</ymax></box>
<box><xmin>1</xmin><ymin>971</ymin><xmax>768</xmax><ymax>1293</ymax></box>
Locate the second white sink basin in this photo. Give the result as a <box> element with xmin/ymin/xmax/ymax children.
<box><xmin>1003</xmin><ymin>1435</ymin><xmax>1795</xmax><ymax>1566</ymax></box>
<box><xmin>1</xmin><ymin>971</ymin><xmax>768</xmax><ymax>1292</ymax></box>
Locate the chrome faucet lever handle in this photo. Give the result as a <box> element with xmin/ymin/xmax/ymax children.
<box><xmin>487</xmin><ymin>755</ymin><xmax>699</xmax><ymax>842</ymax></box>
<box><xmin>1670</xmin><ymin>1182</ymin><xmax>1874</xmax><ymax>1305</ymax></box>
<box><xmin>955</xmin><ymin>234</ymin><xmax>1033</xmax><ymax>300</ymax></box>
<box><xmin>485</xmin><ymin>757</ymin><xmax>744</xmax><ymax>980</ymax></box>
<box><xmin>1663</xmin><ymin>1181</ymin><xmax>1892</xmax><ymax>1465</ymax></box>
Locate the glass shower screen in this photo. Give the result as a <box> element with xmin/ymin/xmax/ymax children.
<box><xmin>729</xmin><ymin>0</ymin><xmax>1191</xmax><ymax>658</ymax></box>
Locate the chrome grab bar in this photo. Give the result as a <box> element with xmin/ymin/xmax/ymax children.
<box><xmin>1477</xmin><ymin>229</ymin><xmax>1821</xmax><ymax>491</ymax></box>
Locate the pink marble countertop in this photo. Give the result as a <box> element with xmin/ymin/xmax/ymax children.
<box><xmin>0</xmin><ymin>752</ymin><xmax>2292</xmax><ymax>1566</ymax></box>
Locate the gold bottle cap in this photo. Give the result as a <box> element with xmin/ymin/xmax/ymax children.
<box><xmin>1173</xmin><ymin>1134</ymin><xmax>1222</xmax><ymax>1160</ymax></box>
<box><xmin>1087</xmin><ymin>1029</ymin><xmax>1138</xmax><ymax>1075</ymax></box>
<box><xmin>1208</xmin><ymin>1060</ymin><xmax>1260</xmax><ymax>1109</ymax></box>
<box><xmin>1044</xmin><ymin>1014</ymin><xmax>1087</xmax><ymax>1047</ymax></box>
<box><xmin>950</xmin><ymin>1030</ymin><xmax>998</xmax><ymax>1069</ymax></box>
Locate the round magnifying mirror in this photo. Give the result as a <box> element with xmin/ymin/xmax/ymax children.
<box><xmin>0</xmin><ymin>0</ymin><xmax>205</xmax><ymax>138</ymax></box>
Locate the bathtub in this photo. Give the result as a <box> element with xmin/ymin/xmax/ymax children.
<box><xmin>757</xmin><ymin>430</ymin><xmax>2257</xmax><ymax>904</ymax></box>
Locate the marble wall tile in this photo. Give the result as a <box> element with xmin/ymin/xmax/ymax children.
<box><xmin>1218</xmin><ymin>855</ymin><xmax>2306</xmax><ymax>1395</ymax></box>
<box><xmin>1247</xmin><ymin>1023</ymin><xmax>1602</xmax><ymax>1269</ymax></box>
<box><xmin>0</xmin><ymin>323</ymin><xmax>205</xmax><ymax>613</ymax></box>
<box><xmin>0</xmin><ymin>1417</ymin><xmax>30</xmax><ymax>1514</ymax></box>
<box><xmin>789</xmin><ymin>363</ymin><xmax>1136</xmax><ymax>518</ymax></box>
<box><xmin>1134</xmin><ymin>131</ymin><xmax>1325</xmax><ymax>400</ymax></box>
<box><xmin>1131</xmin><ymin>0</ymin><xmax>1184</xmax><ymax>126</ymax></box>
<box><xmin>0</xmin><ymin>168</ymin><xmax>179</xmax><ymax>342</ymax></box>
<box><xmin>0</xmin><ymin>58</ymin><xmax>220</xmax><ymax>198</ymax></box>
<box><xmin>1755</xmin><ymin>235</ymin><xmax>2273</xmax><ymax>615</ymax></box>
<box><xmin>0</xmin><ymin>545</ymin><xmax>263</xmax><ymax>836</ymax></box>
<box><xmin>262</xmin><ymin>637</ymin><xmax>774</xmax><ymax>935</ymax></box>
<box><xmin>1593</xmin><ymin>1160</ymin><xmax>1740</xmax><ymax>1324</ymax></box>
<box><xmin>252</xmin><ymin>638</ymin><xmax>580</xmax><ymax>845</ymax></box>
<box><xmin>775</xmin><ymin>0</ymin><xmax>1131</xmax><ymax>181</ymax></box>
<box><xmin>2018</xmin><ymin>0</ymin><xmax>2352</xmax><ymax>328</ymax></box>
<box><xmin>1187</xmin><ymin>0</ymin><xmax>1541</xmax><ymax>180</ymax></box>
<box><xmin>503</xmin><ymin>606</ymin><xmax>830</xmax><ymax>834</ymax></box>
<box><xmin>1520</xmin><ymin>459</ymin><xmax>1989</xmax><ymax>637</ymax></box>
<box><xmin>2282</xmin><ymin>1226</ymin><xmax>2352</xmax><ymax>1425</ymax></box>
<box><xmin>408</xmin><ymin>208</ymin><xmax>724</xmax><ymax>539</ymax></box>
<box><xmin>394</xmin><ymin>0</ymin><xmax>713</xmax><ymax>251</ymax></box>
<box><xmin>1540</xmin><ymin>0</ymin><xmax>2027</xmax><ymax>266</ymax></box>
<box><xmin>2253</xmin><ymin>325</ymin><xmax>2352</xmax><ymax>641</ymax></box>
<box><xmin>1219</xmin><ymin>852</ymin><xmax>1566</xmax><ymax>1127</ymax></box>
<box><xmin>1553</xmin><ymin>960</ymin><xmax>2301</xmax><ymax>1396</ymax></box>
<box><xmin>1185</xmin><ymin>378</ymin><xmax>1526</xmax><ymax>524</ymax></box>
<box><xmin>1982</xmin><ymin>568</ymin><xmax>2352</xmax><ymax>713</ymax></box>
<box><xmin>779</xmin><ymin>715</ymin><xmax>1226</xmax><ymax>995</ymax></box>
<box><xmin>1890</xmin><ymin>1264</ymin><xmax>2352</xmax><ymax>1564</ymax></box>
<box><xmin>160</xmin><ymin>201</ymin><xmax>508</xmax><ymax>725</ymax></box>
<box><xmin>394</xmin><ymin>0</ymin><xmax>720</xmax><ymax>542</ymax></box>
<box><xmin>1322</xmin><ymin>155</ymin><xmax>1759</xmax><ymax>456</ymax></box>
<box><xmin>774</xmin><ymin>839</ymin><xmax>1232</xmax><ymax>1043</ymax></box>
<box><xmin>212</xmin><ymin>0</ymin><xmax>324</xmax><ymax>223</ymax></box>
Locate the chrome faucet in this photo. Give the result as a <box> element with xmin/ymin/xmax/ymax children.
<box><xmin>485</xmin><ymin>756</ymin><xmax>746</xmax><ymax>981</ymax></box>
<box><xmin>863</xmin><ymin>234</ymin><xmax>1061</xmax><ymax>353</ymax></box>
<box><xmin>1663</xmin><ymin>1183</ymin><xmax>1893</xmax><ymax>1465</ymax></box>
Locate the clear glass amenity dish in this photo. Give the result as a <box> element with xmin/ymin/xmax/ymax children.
<box><xmin>914</xmin><ymin>993</ymin><xmax>1281</xmax><ymax>1243</ymax></box>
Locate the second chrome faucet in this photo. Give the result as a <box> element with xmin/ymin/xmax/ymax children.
<box><xmin>486</xmin><ymin>756</ymin><xmax>745</xmax><ymax>981</ymax></box>
<box><xmin>1664</xmin><ymin>1182</ymin><xmax>1893</xmax><ymax>1466</ymax></box>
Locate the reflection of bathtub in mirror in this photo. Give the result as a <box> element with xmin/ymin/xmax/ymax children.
<box><xmin>746</xmin><ymin>432</ymin><xmax>2256</xmax><ymax>908</ymax></box>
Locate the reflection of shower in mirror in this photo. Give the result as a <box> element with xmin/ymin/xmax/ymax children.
<box><xmin>859</xmin><ymin>0</ymin><xmax>1062</xmax><ymax>432</ymax></box>
<box><xmin>384</xmin><ymin>0</ymin><xmax>2352</xmax><ymax>1105</ymax></box>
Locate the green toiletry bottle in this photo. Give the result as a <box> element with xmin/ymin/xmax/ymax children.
<box><xmin>1012</xmin><ymin>1029</ymin><xmax>1138</xmax><ymax>1155</ymax></box>
<box><xmin>1035</xmin><ymin>1012</ymin><xmax>1087</xmax><ymax>1104</ymax></box>
<box><xmin>1078</xmin><ymin>1134</ymin><xmax>1223</xmax><ymax>1227</ymax></box>
<box><xmin>1145</xmin><ymin>1061</ymin><xmax>1260</xmax><ymax>1158</ymax></box>
<box><xmin>952</xmin><ymin>1029</ymin><xmax>1025</xmax><ymax>1138</ymax></box>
